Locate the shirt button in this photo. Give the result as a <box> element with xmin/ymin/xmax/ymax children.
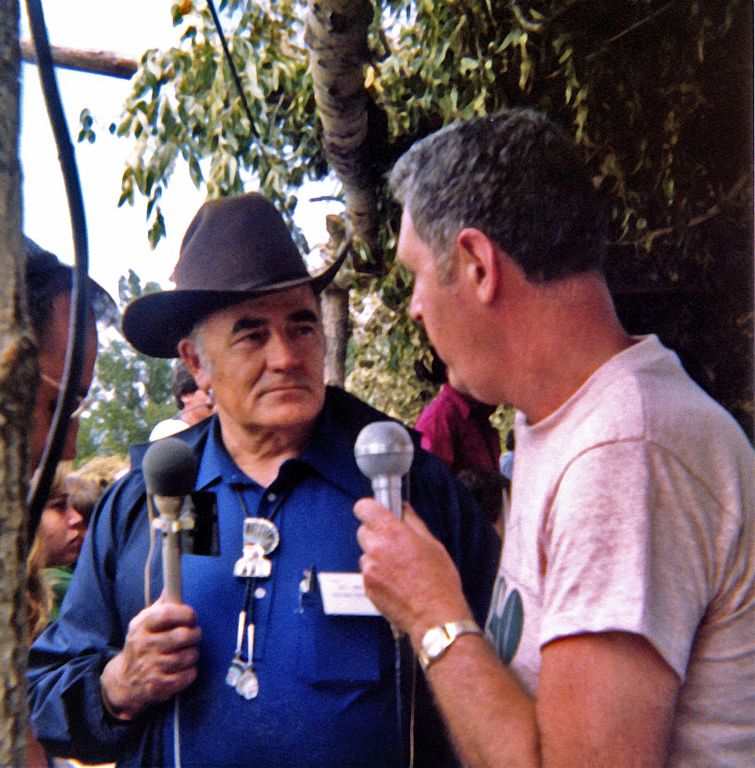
<box><xmin>254</xmin><ymin>587</ymin><xmax>267</xmax><ymax>599</ymax></box>
<box><xmin>267</xmin><ymin>492</ymin><xmax>277</xmax><ymax>502</ymax></box>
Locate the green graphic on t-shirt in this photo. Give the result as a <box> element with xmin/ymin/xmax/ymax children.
<box><xmin>486</xmin><ymin>576</ymin><xmax>523</xmax><ymax>663</ymax></box>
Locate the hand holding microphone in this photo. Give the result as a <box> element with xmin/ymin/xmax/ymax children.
<box><xmin>355</xmin><ymin>421</ymin><xmax>414</xmax><ymax>637</ymax></box>
<box><xmin>354</xmin><ymin>422</ymin><xmax>470</xmax><ymax>645</ymax></box>
<box><xmin>100</xmin><ymin>439</ymin><xmax>200</xmax><ymax>720</ymax></box>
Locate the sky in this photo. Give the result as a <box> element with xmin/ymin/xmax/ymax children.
<box><xmin>20</xmin><ymin>0</ymin><xmax>340</xmax><ymax>303</ymax></box>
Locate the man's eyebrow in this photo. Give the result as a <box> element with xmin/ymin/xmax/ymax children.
<box><xmin>231</xmin><ymin>317</ymin><xmax>266</xmax><ymax>334</ymax></box>
<box><xmin>290</xmin><ymin>309</ymin><xmax>319</xmax><ymax>323</ymax></box>
<box><xmin>230</xmin><ymin>310</ymin><xmax>318</xmax><ymax>335</ymax></box>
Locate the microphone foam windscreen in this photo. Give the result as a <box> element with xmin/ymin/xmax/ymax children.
<box><xmin>143</xmin><ymin>437</ymin><xmax>198</xmax><ymax>496</ymax></box>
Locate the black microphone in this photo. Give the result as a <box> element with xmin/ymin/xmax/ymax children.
<box><xmin>143</xmin><ymin>438</ymin><xmax>198</xmax><ymax>603</ymax></box>
<box><xmin>354</xmin><ymin>421</ymin><xmax>414</xmax><ymax>519</ymax></box>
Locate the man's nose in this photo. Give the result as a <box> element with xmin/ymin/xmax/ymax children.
<box><xmin>267</xmin><ymin>332</ymin><xmax>299</xmax><ymax>369</ymax></box>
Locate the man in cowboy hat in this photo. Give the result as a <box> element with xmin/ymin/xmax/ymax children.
<box><xmin>27</xmin><ymin>192</ymin><xmax>500</xmax><ymax>767</ymax></box>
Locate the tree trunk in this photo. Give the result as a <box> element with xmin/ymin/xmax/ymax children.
<box><xmin>304</xmin><ymin>0</ymin><xmax>379</xmax><ymax>252</ymax></box>
<box><xmin>305</xmin><ymin>1</ymin><xmax>385</xmax><ymax>388</ymax></box>
<box><xmin>322</xmin><ymin>282</ymin><xmax>350</xmax><ymax>386</ymax></box>
<box><xmin>0</xmin><ymin>3</ymin><xmax>35</xmax><ymax>766</ymax></box>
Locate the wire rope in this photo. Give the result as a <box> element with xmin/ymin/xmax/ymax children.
<box><xmin>25</xmin><ymin>0</ymin><xmax>92</xmax><ymax>540</ymax></box>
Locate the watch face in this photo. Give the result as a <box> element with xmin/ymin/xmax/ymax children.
<box><xmin>423</xmin><ymin>626</ymin><xmax>452</xmax><ymax>661</ymax></box>
<box><xmin>427</xmin><ymin>632</ymin><xmax>449</xmax><ymax>658</ymax></box>
<box><xmin>420</xmin><ymin>621</ymin><xmax>481</xmax><ymax>671</ymax></box>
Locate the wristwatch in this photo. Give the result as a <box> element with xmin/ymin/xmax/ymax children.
<box><xmin>418</xmin><ymin>619</ymin><xmax>482</xmax><ymax>672</ymax></box>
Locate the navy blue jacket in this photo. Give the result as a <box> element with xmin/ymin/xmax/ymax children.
<box><xmin>28</xmin><ymin>387</ymin><xmax>500</xmax><ymax>767</ymax></box>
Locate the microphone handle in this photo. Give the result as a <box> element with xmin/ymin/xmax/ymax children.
<box><xmin>371</xmin><ymin>475</ymin><xmax>404</xmax><ymax>520</ymax></box>
<box><xmin>155</xmin><ymin>494</ymin><xmax>184</xmax><ymax>603</ymax></box>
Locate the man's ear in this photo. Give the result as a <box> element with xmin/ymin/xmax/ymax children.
<box><xmin>178</xmin><ymin>339</ymin><xmax>210</xmax><ymax>391</ymax></box>
<box><xmin>456</xmin><ymin>228</ymin><xmax>500</xmax><ymax>304</ymax></box>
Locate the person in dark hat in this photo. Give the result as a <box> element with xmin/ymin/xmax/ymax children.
<box><xmin>24</xmin><ymin>237</ymin><xmax>116</xmax><ymax>768</ymax></box>
<box><xmin>27</xmin><ymin>192</ymin><xmax>500</xmax><ymax>768</ymax></box>
<box><xmin>25</xmin><ymin>236</ymin><xmax>115</xmax><ymax>471</ymax></box>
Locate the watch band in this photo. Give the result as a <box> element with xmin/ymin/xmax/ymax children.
<box><xmin>418</xmin><ymin>619</ymin><xmax>482</xmax><ymax>672</ymax></box>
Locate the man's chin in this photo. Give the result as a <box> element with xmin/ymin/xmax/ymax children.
<box><xmin>252</xmin><ymin>393</ymin><xmax>323</xmax><ymax>427</ymax></box>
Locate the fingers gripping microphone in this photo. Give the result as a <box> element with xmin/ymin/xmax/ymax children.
<box><xmin>355</xmin><ymin>422</ymin><xmax>414</xmax><ymax>748</ymax></box>
<box><xmin>143</xmin><ymin>438</ymin><xmax>198</xmax><ymax>603</ymax></box>
<box><xmin>354</xmin><ymin>421</ymin><xmax>414</xmax><ymax>519</ymax></box>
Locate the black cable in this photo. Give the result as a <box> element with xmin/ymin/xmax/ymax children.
<box><xmin>205</xmin><ymin>0</ymin><xmax>257</xmax><ymax>135</ymax></box>
<box><xmin>25</xmin><ymin>0</ymin><xmax>91</xmax><ymax>540</ymax></box>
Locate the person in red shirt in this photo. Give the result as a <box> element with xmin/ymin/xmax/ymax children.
<box><xmin>416</xmin><ymin>381</ymin><xmax>501</xmax><ymax>475</ymax></box>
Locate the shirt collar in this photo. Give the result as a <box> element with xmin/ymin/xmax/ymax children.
<box><xmin>195</xmin><ymin>417</ymin><xmax>253</xmax><ymax>489</ymax></box>
<box><xmin>194</xmin><ymin>399</ymin><xmax>372</xmax><ymax>500</ymax></box>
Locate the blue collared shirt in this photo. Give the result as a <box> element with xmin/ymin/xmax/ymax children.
<box><xmin>172</xmin><ymin>416</ymin><xmax>402</xmax><ymax>766</ymax></box>
<box><xmin>29</xmin><ymin>387</ymin><xmax>500</xmax><ymax>767</ymax></box>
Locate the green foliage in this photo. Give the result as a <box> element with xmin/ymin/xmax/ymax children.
<box><xmin>111</xmin><ymin>0</ymin><xmax>322</xmax><ymax>248</ymax></box>
<box><xmin>76</xmin><ymin>271</ymin><xmax>175</xmax><ymax>462</ymax></box>
<box><xmin>357</xmin><ymin>0</ymin><xmax>753</xmax><ymax>427</ymax></box>
<box><xmin>95</xmin><ymin>0</ymin><xmax>751</xmax><ymax>428</ymax></box>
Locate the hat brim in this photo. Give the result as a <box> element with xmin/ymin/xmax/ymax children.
<box><xmin>122</xmin><ymin>252</ymin><xmax>346</xmax><ymax>359</ymax></box>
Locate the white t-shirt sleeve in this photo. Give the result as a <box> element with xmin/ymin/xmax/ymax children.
<box><xmin>540</xmin><ymin>439</ymin><xmax>718</xmax><ymax>679</ymax></box>
<box><xmin>149</xmin><ymin>417</ymin><xmax>189</xmax><ymax>442</ymax></box>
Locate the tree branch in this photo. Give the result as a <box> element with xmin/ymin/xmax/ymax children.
<box><xmin>586</xmin><ymin>0</ymin><xmax>680</xmax><ymax>62</ymax></box>
<box><xmin>618</xmin><ymin>174</ymin><xmax>750</xmax><ymax>250</ymax></box>
<box><xmin>20</xmin><ymin>39</ymin><xmax>137</xmax><ymax>79</ymax></box>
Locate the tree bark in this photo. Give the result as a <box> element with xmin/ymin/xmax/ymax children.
<box><xmin>0</xmin><ymin>3</ymin><xmax>35</xmax><ymax>766</ymax></box>
<box><xmin>305</xmin><ymin>1</ymin><xmax>385</xmax><ymax>387</ymax></box>
<box><xmin>322</xmin><ymin>281</ymin><xmax>350</xmax><ymax>386</ymax></box>
<box><xmin>304</xmin><ymin>0</ymin><xmax>379</xmax><ymax>252</ymax></box>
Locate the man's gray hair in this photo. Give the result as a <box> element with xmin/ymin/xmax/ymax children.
<box><xmin>388</xmin><ymin>109</ymin><xmax>608</xmax><ymax>283</ymax></box>
<box><xmin>187</xmin><ymin>321</ymin><xmax>213</xmax><ymax>378</ymax></box>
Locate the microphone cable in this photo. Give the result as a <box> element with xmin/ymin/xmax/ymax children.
<box><xmin>25</xmin><ymin>0</ymin><xmax>92</xmax><ymax>538</ymax></box>
<box><xmin>143</xmin><ymin>488</ymin><xmax>184</xmax><ymax>768</ymax></box>
<box><xmin>394</xmin><ymin>632</ymin><xmax>416</xmax><ymax>768</ymax></box>
<box><xmin>397</xmin><ymin>472</ymin><xmax>416</xmax><ymax>768</ymax></box>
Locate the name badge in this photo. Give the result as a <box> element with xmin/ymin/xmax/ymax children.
<box><xmin>317</xmin><ymin>572</ymin><xmax>381</xmax><ymax>616</ymax></box>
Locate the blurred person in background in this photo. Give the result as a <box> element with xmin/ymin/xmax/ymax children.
<box><xmin>24</xmin><ymin>238</ymin><xmax>114</xmax><ymax>768</ymax></box>
<box><xmin>25</xmin><ymin>237</ymin><xmax>114</xmax><ymax>470</ymax></box>
<box><xmin>149</xmin><ymin>360</ymin><xmax>214</xmax><ymax>441</ymax></box>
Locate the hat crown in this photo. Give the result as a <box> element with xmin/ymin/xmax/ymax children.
<box><xmin>121</xmin><ymin>192</ymin><xmax>347</xmax><ymax>358</ymax></box>
<box><xmin>173</xmin><ymin>193</ymin><xmax>308</xmax><ymax>292</ymax></box>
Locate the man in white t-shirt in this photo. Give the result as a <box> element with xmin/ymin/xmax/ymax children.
<box><xmin>354</xmin><ymin>109</ymin><xmax>754</xmax><ymax>767</ymax></box>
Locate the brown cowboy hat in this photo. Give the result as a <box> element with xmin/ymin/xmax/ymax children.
<box><xmin>122</xmin><ymin>192</ymin><xmax>347</xmax><ymax>358</ymax></box>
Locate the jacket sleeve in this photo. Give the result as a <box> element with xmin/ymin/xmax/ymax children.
<box><xmin>27</xmin><ymin>473</ymin><xmax>152</xmax><ymax>764</ymax></box>
<box><xmin>409</xmin><ymin>447</ymin><xmax>501</xmax><ymax>627</ymax></box>
<box><xmin>407</xmin><ymin>447</ymin><xmax>501</xmax><ymax>768</ymax></box>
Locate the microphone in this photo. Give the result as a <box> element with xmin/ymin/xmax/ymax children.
<box><xmin>143</xmin><ymin>438</ymin><xmax>198</xmax><ymax>603</ymax></box>
<box><xmin>354</xmin><ymin>421</ymin><xmax>414</xmax><ymax>519</ymax></box>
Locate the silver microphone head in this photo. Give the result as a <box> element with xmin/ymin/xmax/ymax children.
<box><xmin>354</xmin><ymin>421</ymin><xmax>414</xmax><ymax>480</ymax></box>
